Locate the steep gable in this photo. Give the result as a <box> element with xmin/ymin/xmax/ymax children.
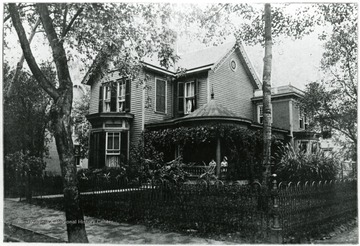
<box><xmin>208</xmin><ymin>47</ymin><xmax>258</xmax><ymax>120</ymax></box>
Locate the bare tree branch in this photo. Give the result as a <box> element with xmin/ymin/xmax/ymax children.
<box><xmin>61</xmin><ymin>4</ymin><xmax>69</xmax><ymax>37</ymax></box>
<box><xmin>6</xmin><ymin>18</ymin><xmax>41</xmax><ymax>99</ymax></box>
<box><xmin>62</xmin><ymin>6</ymin><xmax>84</xmax><ymax>38</ymax></box>
<box><xmin>8</xmin><ymin>3</ymin><xmax>59</xmax><ymax>100</ymax></box>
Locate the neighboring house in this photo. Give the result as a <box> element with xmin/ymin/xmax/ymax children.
<box><xmin>45</xmin><ymin>84</ymin><xmax>89</xmax><ymax>175</ymax></box>
<box><xmin>82</xmin><ymin>42</ymin><xmax>317</xmax><ymax>172</ymax></box>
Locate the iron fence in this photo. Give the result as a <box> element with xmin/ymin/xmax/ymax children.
<box><xmin>6</xmin><ymin>172</ymin><xmax>357</xmax><ymax>243</ymax></box>
<box><xmin>277</xmin><ymin>179</ymin><xmax>357</xmax><ymax>240</ymax></box>
<box><xmin>78</xmin><ymin>180</ymin><xmax>270</xmax><ymax>241</ymax></box>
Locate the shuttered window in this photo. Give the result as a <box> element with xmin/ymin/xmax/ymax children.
<box><xmin>156</xmin><ymin>78</ymin><xmax>166</xmax><ymax>113</ymax></box>
<box><xmin>98</xmin><ymin>79</ymin><xmax>131</xmax><ymax>113</ymax></box>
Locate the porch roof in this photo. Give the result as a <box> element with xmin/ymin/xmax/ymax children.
<box><xmin>185</xmin><ymin>98</ymin><xmax>236</xmax><ymax>118</ymax></box>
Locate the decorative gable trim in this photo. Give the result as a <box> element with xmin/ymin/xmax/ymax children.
<box><xmin>210</xmin><ymin>43</ymin><xmax>261</xmax><ymax>90</ymax></box>
<box><xmin>212</xmin><ymin>46</ymin><xmax>236</xmax><ymax>72</ymax></box>
<box><xmin>237</xmin><ymin>44</ymin><xmax>262</xmax><ymax>89</ymax></box>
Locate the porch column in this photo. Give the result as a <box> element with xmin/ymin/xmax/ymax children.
<box><xmin>216</xmin><ymin>138</ymin><xmax>221</xmax><ymax>176</ymax></box>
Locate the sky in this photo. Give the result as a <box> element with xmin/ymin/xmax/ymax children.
<box><xmin>2</xmin><ymin>3</ymin><xmax>332</xmax><ymax>90</ymax></box>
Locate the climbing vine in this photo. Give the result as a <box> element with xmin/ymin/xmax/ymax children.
<box><xmin>143</xmin><ymin>124</ymin><xmax>284</xmax><ymax>181</ymax></box>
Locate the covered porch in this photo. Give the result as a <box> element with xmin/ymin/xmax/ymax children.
<box><xmin>145</xmin><ymin>94</ymin><xmax>290</xmax><ymax>181</ymax></box>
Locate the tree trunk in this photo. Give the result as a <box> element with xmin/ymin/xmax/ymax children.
<box><xmin>262</xmin><ymin>3</ymin><xmax>273</xmax><ymax>186</ymax></box>
<box><xmin>8</xmin><ymin>4</ymin><xmax>89</xmax><ymax>242</ymax></box>
<box><xmin>51</xmin><ymin>90</ymin><xmax>89</xmax><ymax>243</ymax></box>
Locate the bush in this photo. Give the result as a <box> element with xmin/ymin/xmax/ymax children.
<box><xmin>275</xmin><ymin>144</ymin><xmax>339</xmax><ymax>182</ymax></box>
<box><xmin>4</xmin><ymin>151</ymin><xmax>46</xmax><ymax>198</ymax></box>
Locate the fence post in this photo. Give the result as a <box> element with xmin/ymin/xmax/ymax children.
<box><xmin>270</xmin><ymin>174</ymin><xmax>282</xmax><ymax>243</ymax></box>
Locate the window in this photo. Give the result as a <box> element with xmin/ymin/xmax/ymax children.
<box><xmin>105</xmin><ymin>131</ymin><xmax>128</xmax><ymax>167</ymax></box>
<box><xmin>99</xmin><ymin>79</ymin><xmax>130</xmax><ymax>113</ymax></box>
<box><xmin>106</xmin><ymin>132</ymin><xmax>120</xmax><ymax>167</ymax></box>
<box><xmin>257</xmin><ymin>104</ymin><xmax>272</xmax><ymax>124</ymax></box>
<box><xmin>177</xmin><ymin>80</ymin><xmax>197</xmax><ymax>115</ymax></box>
<box><xmin>258</xmin><ymin>105</ymin><xmax>264</xmax><ymax>124</ymax></box>
<box><xmin>185</xmin><ymin>81</ymin><xmax>196</xmax><ymax>114</ymax></box>
<box><xmin>230</xmin><ymin>59</ymin><xmax>237</xmax><ymax>71</ymax></box>
<box><xmin>299</xmin><ymin>141</ymin><xmax>308</xmax><ymax>153</ymax></box>
<box><xmin>117</xmin><ymin>80</ymin><xmax>126</xmax><ymax>112</ymax></box>
<box><xmin>155</xmin><ymin>78</ymin><xmax>166</xmax><ymax>113</ymax></box>
<box><xmin>74</xmin><ymin>144</ymin><xmax>81</xmax><ymax>166</ymax></box>
<box><xmin>299</xmin><ymin>112</ymin><xmax>308</xmax><ymax>129</ymax></box>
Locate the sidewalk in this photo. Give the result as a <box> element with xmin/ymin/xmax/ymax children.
<box><xmin>4</xmin><ymin>199</ymin><xmax>231</xmax><ymax>244</ymax></box>
<box><xmin>314</xmin><ymin>226</ymin><xmax>358</xmax><ymax>244</ymax></box>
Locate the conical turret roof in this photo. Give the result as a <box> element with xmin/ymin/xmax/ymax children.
<box><xmin>185</xmin><ymin>97</ymin><xmax>236</xmax><ymax>118</ymax></box>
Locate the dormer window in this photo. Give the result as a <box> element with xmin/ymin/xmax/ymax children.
<box><xmin>99</xmin><ymin>79</ymin><xmax>130</xmax><ymax>113</ymax></box>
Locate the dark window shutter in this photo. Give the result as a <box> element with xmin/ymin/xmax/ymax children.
<box><xmin>125</xmin><ymin>79</ymin><xmax>131</xmax><ymax>112</ymax></box>
<box><xmin>194</xmin><ymin>79</ymin><xmax>198</xmax><ymax>110</ymax></box>
<box><xmin>98</xmin><ymin>132</ymin><xmax>106</xmax><ymax>168</ymax></box>
<box><xmin>156</xmin><ymin>79</ymin><xmax>166</xmax><ymax>113</ymax></box>
<box><xmin>89</xmin><ymin>132</ymin><xmax>95</xmax><ymax>169</ymax></box>
<box><xmin>89</xmin><ymin>132</ymin><xmax>105</xmax><ymax>169</ymax></box>
<box><xmin>178</xmin><ymin>82</ymin><xmax>184</xmax><ymax>113</ymax></box>
<box><xmin>110</xmin><ymin>85</ymin><xmax>117</xmax><ymax>112</ymax></box>
<box><xmin>120</xmin><ymin>131</ymin><xmax>128</xmax><ymax>164</ymax></box>
<box><xmin>99</xmin><ymin>86</ymin><xmax>103</xmax><ymax>113</ymax></box>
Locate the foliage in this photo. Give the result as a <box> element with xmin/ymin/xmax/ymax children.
<box><xmin>198</xmin><ymin>162</ymin><xmax>217</xmax><ymax>183</ymax></box>
<box><xmin>77</xmin><ymin>166</ymin><xmax>127</xmax><ymax>181</ymax></box>
<box><xmin>72</xmin><ymin>88</ymin><xmax>91</xmax><ymax>158</ymax></box>
<box><xmin>4</xmin><ymin>151</ymin><xmax>47</xmax><ymax>199</ymax></box>
<box><xmin>143</xmin><ymin>124</ymin><xmax>284</xmax><ymax>182</ymax></box>
<box><xmin>152</xmin><ymin>157</ymin><xmax>189</xmax><ymax>187</ymax></box>
<box><xmin>129</xmin><ymin>134</ymin><xmax>164</xmax><ymax>183</ymax></box>
<box><xmin>183</xmin><ymin>3</ymin><xmax>320</xmax><ymax>46</ymax></box>
<box><xmin>274</xmin><ymin>144</ymin><xmax>339</xmax><ymax>182</ymax></box>
<box><xmin>298</xmin><ymin>3</ymin><xmax>357</xmax><ymax>158</ymax></box>
<box><xmin>3</xmin><ymin>62</ymin><xmax>53</xmax><ymax>157</ymax></box>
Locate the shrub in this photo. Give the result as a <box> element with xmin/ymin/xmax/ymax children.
<box><xmin>4</xmin><ymin>151</ymin><xmax>46</xmax><ymax>199</ymax></box>
<box><xmin>275</xmin><ymin>144</ymin><xmax>339</xmax><ymax>182</ymax></box>
<box><xmin>152</xmin><ymin>157</ymin><xmax>189</xmax><ymax>186</ymax></box>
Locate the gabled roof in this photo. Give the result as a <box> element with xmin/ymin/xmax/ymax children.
<box><xmin>82</xmin><ymin>42</ymin><xmax>261</xmax><ymax>89</ymax></box>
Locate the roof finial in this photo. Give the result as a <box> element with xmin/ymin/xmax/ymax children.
<box><xmin>211</xmin><ymin>84</ymin><xmax>214</xmax><ymax>99</ymax></box>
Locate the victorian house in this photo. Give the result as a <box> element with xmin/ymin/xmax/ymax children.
<box><xmin>82</xmin><ymin>42</ymin><xmax>318</xmax><ymax>171</ymax></box>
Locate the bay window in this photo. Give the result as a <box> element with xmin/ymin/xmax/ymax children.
<box><xmin>105</xmin><ymin>131</ymin><xmax>128</xmax><ymax>167</ymax></box>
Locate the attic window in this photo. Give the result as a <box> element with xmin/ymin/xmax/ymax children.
<box><xmin>230</xmin><ymin>59</ymin><xmax>237</xmax><ymax>71</ymax></box>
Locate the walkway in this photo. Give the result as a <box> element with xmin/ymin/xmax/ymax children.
<box><xmin>4</xmin><ymin>199</ymin><xmax>231</xmax><ymax>244</ymax></box>
<box><xmin>314</xmin><ymin>226</ymin><xmax>358</xmax><ymax>244</ymax></box>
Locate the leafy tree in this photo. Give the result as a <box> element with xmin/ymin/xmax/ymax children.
<box><xmin>7</xmin><ymin>3</ymin><xmax>177</xmax><ymax>242</ymax></box>
<box><xmin>3</xmin><ymin>62</ymin><xmax>52</xmax><ymax>158</ymax></box>
<box><xmin>72</xmin><ymin>87</ymin><xmax>90</xmax><ymax>159</ymax></box>
<box><xmin>299</xmin><ymin>3</ymin><xmax>357</xmax><ymax>159</ymax></box>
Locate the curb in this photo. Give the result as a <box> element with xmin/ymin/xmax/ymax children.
<box><xmin>4</xmin><ymin>223</ymin><xmax>67</xmax><ymax>243</ymax></box>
